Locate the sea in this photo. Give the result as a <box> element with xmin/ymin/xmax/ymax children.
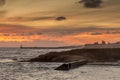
<box><xmin>0</xmin><ymin>48</ymin><xmax>120</xmax><ymax>80</ymax></box>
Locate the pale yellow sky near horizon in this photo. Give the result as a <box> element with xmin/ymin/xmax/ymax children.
<box><xmin>0</xmin><ymin>0</ymin><xmax>120</xmax><ymax>47</ymax></box>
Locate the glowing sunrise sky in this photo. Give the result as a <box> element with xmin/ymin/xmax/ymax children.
<box><xmin>0</xmin><ymin>0</ymin><xmax>120</xmax><ymax>47</ymax></box>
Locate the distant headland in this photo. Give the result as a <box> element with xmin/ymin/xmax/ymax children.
<box><xmin>20</xmin><ymin>45</ymin><xmax>83</xmax><ymax>49</ymax></box>
<box><xmin>20</xmin><ymin>41</ymin><xmax>120</xmax><ymax>49</ymax></box>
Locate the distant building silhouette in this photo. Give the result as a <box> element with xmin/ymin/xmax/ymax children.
<box><xmin>84</xmin><ymin>41</ymin><xmax>120</xmax><ymax>48</ymax></box>
<box><xmin>94</xmin><ymin>42</ymin><xmax>99</xmax><ymax>45</ymax></box>
<box><xmin>108</xmin><ymin>42</ymin><xmax>111</xmax><ymax>45</ymax></box>
<box><xmin>102</xmin><ymin>40</ymin><xmax>106</xmax><ymax>45</ymax></box>
<box><xmin>20</xmin><ymin>45</ymin><xmax>23</xmax><ymax>49</ymax></box>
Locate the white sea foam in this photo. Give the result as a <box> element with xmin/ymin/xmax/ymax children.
<box><xmin>0</xmin><ymin>59</ymin><xmax>15</xmax><ymax>62</ymax></box>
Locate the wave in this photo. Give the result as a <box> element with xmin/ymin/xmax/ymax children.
<box><xmin>0</xmin><ymin>59</ymin><xmax>16</xmax><ymax>62</ymax></box>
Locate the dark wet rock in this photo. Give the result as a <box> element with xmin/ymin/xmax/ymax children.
<box><xmin>81</xmin><ymin>71</ymin><xmax>87</xmax><ymax>74</ymax></box>
<box><xmin>27</xmin><ymin>48</ymin><xmax>120</xmax><ymax>62</ymax></box>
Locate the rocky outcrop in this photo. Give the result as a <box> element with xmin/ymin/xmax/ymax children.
<box><xmin>28</xmin><ymin>48</ymin><xmax>120</xmax><ymax>62</ymax></box>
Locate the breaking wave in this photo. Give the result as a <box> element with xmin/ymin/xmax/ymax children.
<box><xmin>0</xmin><ymin>59</ymin><xmax>15</xmax><ymax>62</ymax></box>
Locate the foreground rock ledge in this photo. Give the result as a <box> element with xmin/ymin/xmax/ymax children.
<box><xmin>27</xmin><ymin>48</ymin><xmax>120</xmax><ymax>63</ymax></box>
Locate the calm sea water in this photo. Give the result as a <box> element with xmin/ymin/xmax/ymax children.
<box><xmin>0</xmin><ymin>48</ymin><xmax>120</xmax><ymax>80</ymax></box>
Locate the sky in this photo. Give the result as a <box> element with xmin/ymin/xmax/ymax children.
<box><xmin>0</xmin><ymin>0</ymin><xmax>120</xmax><ymax>47</ymax></box>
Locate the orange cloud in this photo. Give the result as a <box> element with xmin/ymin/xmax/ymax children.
<box><xmin>0</xmin><ymin>23</ymin><xmax>120</xmax><ymax>47</ymax></box>
<box><xmin>0</xmin><ymin>24</ymin><xmax>41</xmax><ymax>33</ymax></box>
<box><xmin>35</xmin><ymin>33</ymin><xmax>120</xmax><ymax>45</ymax></box>
<box><xmin>0</xmin><ymin>32</ymin><xmax>119</xmax><ymax>47</ymax></box>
